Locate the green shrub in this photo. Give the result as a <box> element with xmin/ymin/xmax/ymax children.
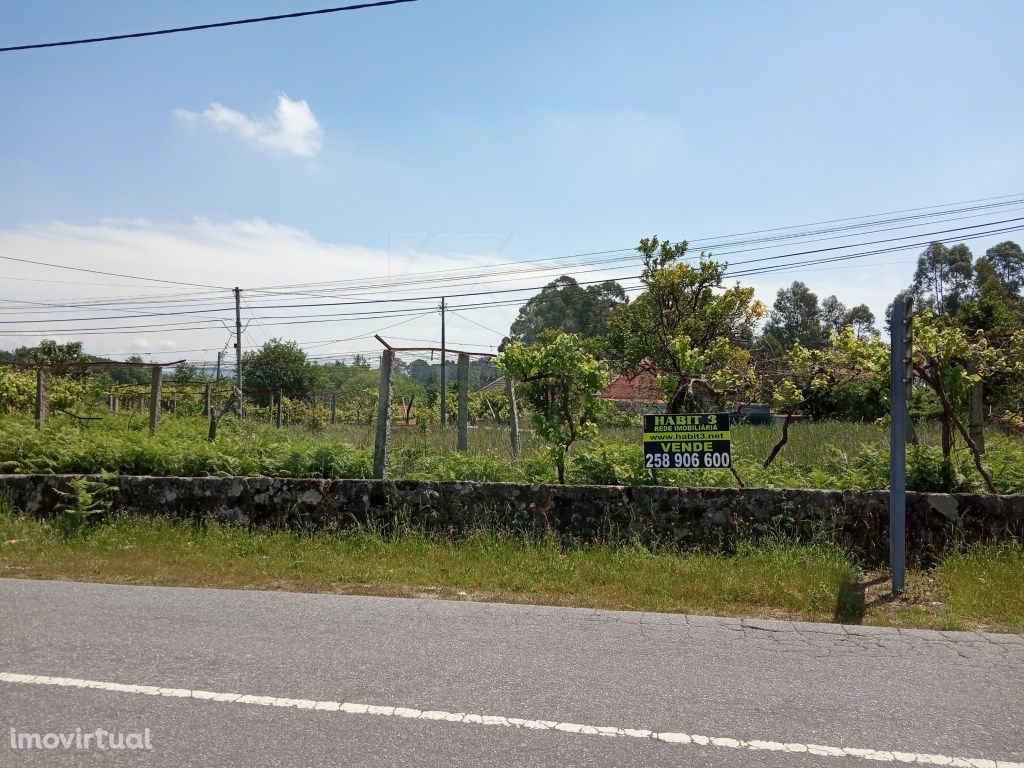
<box><xmin>52</xmin><ymin>476</ymin><xmax>116</xmax><ymax>538</ymax></box>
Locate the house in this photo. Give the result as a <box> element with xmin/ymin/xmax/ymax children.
<box><xmin>598</xmin><ymin>368</ymin><xmax>666</xmax><ymax>412</ymax></box>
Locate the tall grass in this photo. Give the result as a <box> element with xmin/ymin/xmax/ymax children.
<box><xmin>934</xmin><ymin>541</ymin><xmax>1024</xmax><ymax>630</ymax></box>
<box><xmin>0</xmin><ymin>506</ymin><xmax>859</xmax><ymax>621</ymax></box>
<box><xmin>2</xmin><ymin>505</ymin><xmax>1020</xmax><ymax>631</ymax></box>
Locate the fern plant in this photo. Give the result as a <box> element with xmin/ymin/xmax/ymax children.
<box><xmin>52</xmin><ymin>476</ymin><xmax>117</xmax><ymax>538</ymax></box>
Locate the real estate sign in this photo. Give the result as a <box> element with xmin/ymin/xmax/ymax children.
<box><xmin>643</xmin><ymin>412</ymin><xmax>731</xmax><ymax>469</ymax></box>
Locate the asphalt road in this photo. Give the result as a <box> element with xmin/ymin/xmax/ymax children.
<box><xmin>0</xmin><ymin>578</ymin><xmax>1021</xmax><ymax>767</ymax></box>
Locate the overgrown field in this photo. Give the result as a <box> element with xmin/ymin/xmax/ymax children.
<box><xmin>3</xmin><ymin>413</ymin><xmax>1024</xmax><ymax>493</ymax></box>
<box><xmin>2</xmin><ymin>505</ymin><xmax>1020</xmax><ymax>631</ymax></box>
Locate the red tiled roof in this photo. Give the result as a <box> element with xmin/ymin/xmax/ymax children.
<box><xmin>599</xmin><ymin>369</ymin><xmax>666</xmax><ymax>404</ymax></box>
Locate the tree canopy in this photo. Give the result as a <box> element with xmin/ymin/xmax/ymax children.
<box><xmin>504</xmin><ymin>276</ymin><xmax>627</xmax><ymax>347</ymax></box>
<box><xmin>606</xmin><ymin>237</ymin><xmax>764</xmax><ymax>413</ymax></box>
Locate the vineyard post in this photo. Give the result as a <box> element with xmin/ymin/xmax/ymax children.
<box><xmin>149</xmin><ymin>366</ymin><xmax>162</xmax><ymax>435</ymax></box>
<box><xmin>111</xmin><ymin>393</ymin><xmax>119</xmax><ymax>414</ymax></box>
<box><xmin>457</xmin><ymin>353</ymin><xmax>470</xmax><ymax>451</ymax></box>
<box><xmin>330</xmin><ymin>391</ymin><xmax>338</xmax><ymax>425</ymax></box>
<box><xmin>34</xmin><ymin>368</ymin><xmax>49</xmax><ymax>430</ymax></box>
<box><xmin>233</xmin><ymin>287</ymin><xmax>243</xmax><ymax>417</ymax></box>
<box><xmin>275</xmin><ymin>390</ymin><xmax>283</xmax><ymax>428</ymax></box>
<box><xmin>203</xmin><ymin>384</ymin><xmax>212</xmax><ymax>418</ymax></box>
<box><xmin>505</xmin><ymin>375</ymin><xmax>521</xmax><ymax>458</ymax></box>
<box><xmin>373</xmin><ymin>350</ymin><xmax>395</xmax><ymax>479</ymax></box>
<box><xmin>889</xmin><ymin>295</ymin><xmax>912</xmax><ymax>597</ymax></box>
<box><xmin>440</xmin><ymin>296</ymin><xmax>447</xmax><ymax>427</ymax></box>
<box><xmin>969</xmin><ymin>382</ymin><xmax>985</xmax><ymax>454</ymax></box>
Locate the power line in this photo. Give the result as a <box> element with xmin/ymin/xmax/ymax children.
<box><xmin>3</xmin><ymin>221</ymin><xmax>1020</xmax><ymax>336</ymax></box>
<box><xmin>0</xmin><ymin>252</ymin><xmax>227</xmax><ymax>289</ymax></box>
<box><xmin>0</xmin><ymin>0</ymin><xmax>419</xmax><ymax>53</ymax></box>
<box><xmin>3</xmin><ymin>193</ymin><xmax>1019</xmax><ymax>316</ymax></box>
<box><xmin>9</xmin><ymin>214</ymin><xmax>1016</xmax><ymax>324</ymax></box>
<box><xmin>238</xmin><ymin>194</ymin><xmax>1024</xmax><ymax>299</ymax></box>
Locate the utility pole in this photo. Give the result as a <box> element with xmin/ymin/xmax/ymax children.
<box><xmin>439</xmin><ymin>296</ymin><xmax>447</xmax><ymax>428</ymax></box>
<box><xmin>889</xmin><ymin>295</ymin><xmax>913</xmax><ymax>597</ymax></box>
<box><xmin>233</xmin><ymin>287</ymin><xmax>243</xmax><ymax>416</ymax></box>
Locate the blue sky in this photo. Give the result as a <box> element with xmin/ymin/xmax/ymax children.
<box><xmin>1</xmin><ymin>1</ymin><xmax>1022</xmax><ymax>361</ymax></box>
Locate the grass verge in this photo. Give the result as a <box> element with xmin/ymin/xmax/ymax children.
<box><xmin>1</xmin><ymin>509</ymin><xmax>1020</xmax><ymax>632</ymax></box>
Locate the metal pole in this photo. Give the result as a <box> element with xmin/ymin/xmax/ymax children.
<box><xmin>440</xmin><ymin>296</ymin><xmax>447</xmax><ymax>428</ymax></box>
<box><xmin>889</xmin><ymin>296</ymin><xmax>912</xmax><ymax>596</ymax></box>
<box><xmin>373</xmin><ymin>350</ymin><xmax>395</xmax><ymax>479</ymax></box>
<box><xmin>457</xmin><ymin>353</ymin><xmax>470</xmax><ymax>452</ymax></box>
<box><xmin>233</xmin><ymin>287</ymin><xmax>243</xmax><ymax>416</ymax></box>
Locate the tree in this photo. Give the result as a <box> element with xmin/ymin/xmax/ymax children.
<box><xmin>763</xmin><ymin>281</ymin><xmax>824</xmax><ymax>348</ymax></box>
<box><xmin>242</xmin><ymin>339</ymin><xmax>314</xmax><ymax>405</ymax></box>
<box><xmin>983</xmin><ymin>240</ymin><xmax>1024</xmax><ymax>297</ymax></box>
<box><xmin>956</xmin><ymin>256</ymin><xmax>1020</xmax><ymax>336</ymax></box>
<box><xmin>845</xmin><ymin>304</ymin><xmax>876</xmax><ymax>339</ymax></box>
<box><xmin>9</xmin><ymin>339</ymin><xmax>91</xmax><ymax>367</ymax></box>
<box><xmin>109</xmin><ymin>355</ymin><xmax>150</xmax><ymax>385</ymax></box>
<box><xmin>504</xmin><ymin>276</ymin><xmax>627</xmax><ymax>347</ymax></box>
<box><xmin>819</xmin><ymin>295</ymin><xmax>848</xmax><ymax>337</ymax></box>
<box><xmin>407</xmin><ymin>359</ymin><xmax>434</xmax><ymax>386</ymax></box>
<box><xmin>496</xmin><ymin>333</ymin><xmax>610</xmax><ymax>483</ymax></box>
<box><xmin>909</xmin><ymin>312</ymin><xmax>1024</xmax><ymax>493</ymax></box>
<box><xmin>911</xmin><ymin>241</ymin><xmax>974</xmax><ymax>315</ymax></box>
<box><xmin>759</xmin><ymin>329</ymin><xmax>888</xmax><ymax>466</ymax></box>
<box><xmin>170</xmin><ymin>362</ymin><xmax>208</xmax><ymax>384</ymax></box>
<box><xmin>606</xmin><ymin>238</ymin><xmax>764</xmax><ymax>413</ymax></box>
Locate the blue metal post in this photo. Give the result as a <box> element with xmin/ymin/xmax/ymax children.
<box><xmin>889</xmin><ymin>296</ymin><xmax>912</xmax><ymax>596</ymax></box>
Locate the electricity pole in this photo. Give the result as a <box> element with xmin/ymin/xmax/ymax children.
<box><xmin>889</xmin><ymin>295</ymin><xmax>913</xmax><ymax>596</ymax></box>
<box><xmin>234</xmin><ymin>287</ymin><xmax>243</xmax><ymax>416</ymax></box>
<box><xmin>439</xmin><ymin>296</ymin><xmax>447</xmax><ymax>428</ymax></box>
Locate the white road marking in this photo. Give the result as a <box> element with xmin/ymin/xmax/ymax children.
<box><xmin>1</xmin><ymin>671</ymin><xmax>1019</xmax><ymax>767</ymax></box>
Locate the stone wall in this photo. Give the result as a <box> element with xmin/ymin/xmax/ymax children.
<box><xmin>1</xmin><ymin>474</ymin><xmax>1022</xmax><ymax>565</ymax></box>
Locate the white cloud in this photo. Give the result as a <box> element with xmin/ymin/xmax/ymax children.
<box><xmin>175</xmin><ymin>94</ymin><xmax>323</xmax><ymax>157</ymax></box>
<box><xmin>0</xmin><ymin>219</ymin><xmax>518</xmax><ymax>359</ymax></box>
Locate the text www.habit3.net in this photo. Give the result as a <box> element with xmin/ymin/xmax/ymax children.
<box><xmin>8</xmin><ymin>727</ymin><xmax>153</xmax><ymax>751</ymax></box>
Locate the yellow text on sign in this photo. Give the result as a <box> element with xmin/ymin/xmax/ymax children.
<box><xmin>643</xmin><ymin>431</ymin><xmax>730</xmax><ymax>442</ymax></box>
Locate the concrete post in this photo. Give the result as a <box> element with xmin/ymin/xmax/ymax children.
<box><xmin>457</xmin><ymin>353</ymin><xmax>470</xmax><ymax>452</ymax></box>
<box><xmin>969</xmin><ymin>382</ymin><xmax>985</xmax><ymax>454</ymax></box>
<box><xmin>331</xmin><ymin>391</ymin><xmax>337</xmax><ymax>425</ymax></box>
<box><xmin>373</xmin><ymin>350</ymin><xmax>395</xmax><ymax>479</ymax></box>
<box><xmin>505</xmin><ymin>375</ymin><xmax>521</xmax><ymax>458</ymax></box>
<box><xmin>275</xmin><ymin>390</ymin><xmax>283</xmax><ymax>428</ymax></box>
<box><xmin>111</xmin><ymin>395</ymin><xmax>119</xmax><ymax>414</ymax></box>
<box><xmin>203</xmin><ymin>384</ymin><xmax>212</xmax><ymax>418</ymax></box>
<box><xmin>34</xmin><ymin>368</ymin><xmax>49</xmax><ymax>430</ymax></box>
<box><xmin>149</xmin><ymin>366</ymin><xmax>162</xmax><ymax>434</ymax></box>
